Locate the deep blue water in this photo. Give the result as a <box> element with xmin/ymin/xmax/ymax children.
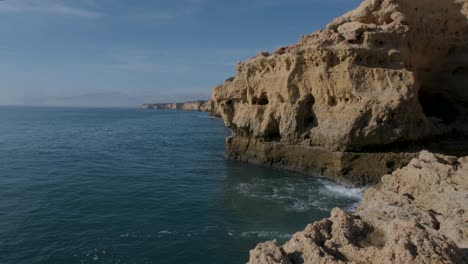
<box><xmin>0</xmin><ymin>107</ymin><xmax>363</xmax><ymax>264</ymax></box>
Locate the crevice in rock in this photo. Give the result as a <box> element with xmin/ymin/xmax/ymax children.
<box><xmin>359</xmin><ymin>227</ymin><xmax>387</xmax><ymax>250</ymax></box>
<box><xmin>252</xmin><ymin>93</ymin><xmax>270</xmax><ymax>106</ymax></box>
<box><xmin>287</xmin><ymin>252</ymin><xmax>304</xmax><ymax>264</ymax></box>
<box><xmin>386</xmin><ymin>160</ymin><xmax>396</xmax><ymax>170</ymax></box>
<box><xmin>428</xmin><ymin>209</ymin><xmax>442</xmax><ymax>230</ymax></box>
<box><xmin>323</xmin><ymin>246</ymin><xmax>348</xmax><ymax>262</ymax></box>
<box><xmin>264</xmin><ymin>117</ymin><xmax>281</xmax><ymax>141</ymax></box>
<box><xmin>299</xmin><ymin>94</ymin><xmax>317</xmax><ymax>132</ymax></box>
<box><xmin>418</xmin><ymin>89</ymin><xmax>459</xmax><ymax>125</ymax></box>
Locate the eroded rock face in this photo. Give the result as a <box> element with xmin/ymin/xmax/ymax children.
<box><xmin>225</xmin><ymin>136</ymin><xmax>415</xmax><ymax>185</ymax></box>
<box><xmin>249</xmin><ymin>241</ymin><xmax>291</xmax><ymax>264</ymax></box>
<box><xmin>248</xmin><ymin>151</ymin><xmax>468</xmax><ymax>264</ymax></box>
<box><xmin>200</xmin><ymin>100</ymin><xmax>212</xmax><ymax>112</ymax></box>
<box><xmin>212</xmin><ymin>0</ymin><xmax>468</xmax><ymax>183</ymax></box>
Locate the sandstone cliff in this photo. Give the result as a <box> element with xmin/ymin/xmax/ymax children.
<box><xmin>211</xmin><ymin>0</ymin><xmax>468</xmax><ymax>184</ymax></box>
<box><xmin>249</xmin><ymin>151</ymin><xmax>468</xmax><ymax>264</ymax></box>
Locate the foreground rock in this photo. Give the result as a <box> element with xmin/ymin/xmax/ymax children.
<box><xmin>249</xmin><ymin>151</ymin><xmax>468</xmax><ymax>264</ymax></box>
<box><xmin>211</xmin><ymin>0</ymin><xmax>468</xmax><ymax>184</ymax></box>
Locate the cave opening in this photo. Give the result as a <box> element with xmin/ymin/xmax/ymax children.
<box><xmin>302</xmin><ymin>94</ymin><xmax>317</xmax><ymax>130</ymax></box>
<box><xmin>252</xmin><ymin>93</ymin><xmax>269</xmax><ymax>106</ymax></box>
<box><xmin>418</xmin><ymin>89</ymin><xmax>459</xmax><ymax>125</ymax></box>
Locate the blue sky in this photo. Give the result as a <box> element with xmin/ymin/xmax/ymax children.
<box><xmin>0</xmin><ymin>0</ymin><xmax>361</xmax><ymax>107</ymax></box>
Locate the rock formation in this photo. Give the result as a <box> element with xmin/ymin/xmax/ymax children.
<box><xmin>200</xmin><ymin>100</ymin><xmax>212</xmax><ymax>112</ymax></box>
<box><xmin>248</xmin><ymin>151</ymin><xmax>468</xmax><ymax>264</ymax></box>
<box><xmin>211</xmin><ymin>0</ymin><xmax>468</xmax><ymax>184</ymax></box>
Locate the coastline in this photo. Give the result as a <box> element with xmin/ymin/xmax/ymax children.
<box><xmin>138</xmin><ymin>0</ymin><xmax>468</xmax><ymax>262</ymax></box>
<box><xmin>249</xmin><ymin>151</ymin><xmax>468</xmax><ymax>263</ymax></box>
<box><xmin>141</xmin><ymin>100</ymin><xmax>211</xmax><ymax>112</ymax></box>
<box><xmin>141</xmin><ymin>100</ymin><xmax>223</xmax><ymax>117</ymax></box>
<box><xmin>202</xmin><ymin>0</ymin><xmax>468</xmax><ymax>262</ymax></box>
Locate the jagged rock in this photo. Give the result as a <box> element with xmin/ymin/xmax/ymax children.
<box><xmin>248</xmin><ymin>151</ymin><xmax>468</xmax><ymax>264</ymax></box>
<box><xmin>359</xmin><ymin>151</ymin><xmax>468</xmax><ymax>254</ymax></box>
<box><xmin>249</xmin><ymin>241</ymin><xmax>292</xmax><ymax>264</ymax></box>
<box><xmin>337</xmin><ymin>22</ymin><xmax>376</xmax><ymax>41</ymax></box>
<box><xmin>211</xmin><ymin>0</ymin><xmax>468</xmax><ymax>183</ymax></box>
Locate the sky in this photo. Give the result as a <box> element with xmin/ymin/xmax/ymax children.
<box><xmin>0</xmin><ymin>0</ymin><xmax>362</xmax><ymax>107</ymax></box>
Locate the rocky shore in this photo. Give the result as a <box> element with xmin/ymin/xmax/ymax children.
<box><xmin>249</xmin><ymin>151</ymin><xmax>468</xmax><ymax>263</ymax></box>
<box><xmin>206</xmin><ymin>0</ymin><xmax>468</xmax><ymax>262</ymax></box>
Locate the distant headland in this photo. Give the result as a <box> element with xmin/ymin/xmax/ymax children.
<box><xmin>141</xmin><ymin>100</ymin><xmax>222</xmax><ymax>117</ymax></box>
<box><xmin>141</xmin><ymin>100</ymin><xmax>211</xmax><ymax>112</ymax></box>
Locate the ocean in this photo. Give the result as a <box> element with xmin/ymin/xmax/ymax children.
<box><xmin>0</xmin><ymin>107</ymin><xmax>363</xmax><ymax>264</ymax></box>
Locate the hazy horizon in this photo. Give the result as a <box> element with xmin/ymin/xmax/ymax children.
<box><xmin>0</xmin><ymin>0</ymin><xmax>361</xmax><ymax>107</ymax></box>
<box><xmin>0</xmin><ymin>91</ymin><xmax>211</xmax><ymax>108</ymax></box>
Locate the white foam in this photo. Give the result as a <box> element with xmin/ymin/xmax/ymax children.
<box><xmin>346</xmin><ymin>201</ymin><xmax>361</xmax><ymax>212</ymax></box>
<box><xmin>201</xmin><ymin>225</ymin><xmax>219</xmax><ymax>232</ymax></box>
<box><xmin>234</xmin><ymin>177</ymin><xmax>367</xmax><ymax>213</ymax></box>
<box><xmin>158</xmin><ymin>230</ymin><xmax>174</xmax><ymax>235</ymax></box>
<box><xmin>240</xmin><ymin>231</ymin><xmax>292</xmax><ymax>239</ymax></box>
<box><xmin>288</xmin><ymin>199</ymin><xmax>332</xmax><ymax>212</ymax></box>
<box><xmin>320</xmin><ymin>181</ymin><xmax>366</xmax><ymax>200</ymax></box>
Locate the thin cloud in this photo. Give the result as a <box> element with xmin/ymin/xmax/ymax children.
<box><xmin>127</xmin><ymin>0</ymin><xmax>204</xmax><ymax>22</ymax></box>
<box><xmin>0</xmin><ymin>0</ymin><xmax>205</xmax><ymax>21</ymax></box>
<box><xmin>129</xmin><ymin>11</ymin><xmax>176</xmax><ymax>21</ymax></box>
<box><xmin>0</xmin><ymin>0</ymin><xmax>101</xmax><ymax>18</ymax></box>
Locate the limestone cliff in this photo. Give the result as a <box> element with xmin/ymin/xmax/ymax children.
<box><xmin>249</xmin><ymin>151</ymin><xmax>468</xmax><ymax>264</ymax></box>
<box><xmin>211</xmin><ymin>0</ymin><xmax>468</xmax><ymax>184</ymax></box>
<box><xmin>141</xmin><ymin>100</ymin><xmax>211</xmax><ymax>112</ymax></box>
<box><xmin>200</xmin><ymin>100</ymin><xmax>212</xmax><ymax>112</ymax></box>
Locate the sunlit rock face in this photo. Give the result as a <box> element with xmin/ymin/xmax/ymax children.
<box><xmin>248</xmin><ymin>151</ymin><xmax>468</xmax><ymax>264</ymax></box>
<box><xmin>212</xmin><ymin>0</ymin><xmax>468</xmax><ymax>184</ymax></box>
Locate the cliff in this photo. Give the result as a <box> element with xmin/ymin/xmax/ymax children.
<box><xmin>248</xmin><ymin>151</ymin><xmax>468</xmax><ymax>263</ymax></box>
<box><xmin>141</xmin><ymin>100</ymin><xmax>211</xmax><ymax>112</ymax></box>
<box><xmin>211</xmin><ymin>0</ymin><xmax>468</xmax><ymax>184</ymax></box>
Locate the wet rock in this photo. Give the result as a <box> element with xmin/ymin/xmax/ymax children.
<box><xmin>249</xmin><ymin>151</ymin><xmax>468</xmax><ymax>264</ymax></box>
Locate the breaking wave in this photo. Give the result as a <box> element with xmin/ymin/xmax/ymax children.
<box><xmin>234</xmin><ymin>177</ymin><xmax>366</xmax><ymax>212</ymax></box>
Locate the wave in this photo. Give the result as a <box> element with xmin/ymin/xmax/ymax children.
<box><xmin>119</xmin><ymin>227</ymin><xmax>292</xmax><ymax>241</ymax></box>
<box><xmin>233</xmin><ymin>177</ymin><xmax>366</xmax><ymax>213</ymax></box>
<box><xmin>319</xmin><ymin>180</ymin><xmax>367</xmax><ymax>200</ymax></box>
<box><xmin>240</xmin><ymin>231</ymin><xmax>292</xmax><ymax>239</ymax></box>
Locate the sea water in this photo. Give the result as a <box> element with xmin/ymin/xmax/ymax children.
<box><xmin>0</xmin><ymin>107</ymin><xmax>364</xmax><ymax>264</ymax></box>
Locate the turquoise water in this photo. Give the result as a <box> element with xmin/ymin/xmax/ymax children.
<box><xmin>0</xmin><ymin>107</ymin><xmax>363</xmax><ymax>264</ymax></box>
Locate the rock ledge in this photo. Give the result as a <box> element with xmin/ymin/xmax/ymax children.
<box><xmin>249</xmin><ymin>151</ymin><xmax>468</xmax><ymax>264</ymax></box>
